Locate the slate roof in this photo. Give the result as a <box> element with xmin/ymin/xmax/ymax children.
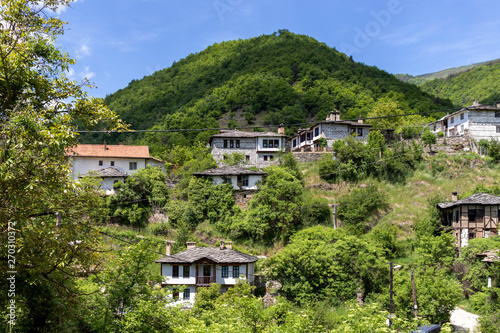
<box><xmin>438</xmin><ymin>193</ymin><xmax>500</xmax><ymax>209</ymax></box>
<box><xmin>209</xmin><ymin>130</ymin><xmax>287</xmax><ymax>144</ymax></box>
<box><xmin>84</xmin><ymin>167</ymin><xmax>128</xmax><ymax>178</ymax></box>
<box><xmin>476</xmin><ymin>249</ymin><xmax>500</xmax><ymax>263</ymax></box>
<box><xmin>193</xmin><ymin>165</ymin><xmax>266</xmax><ymax>176</ymax></box>
<box><xmin>155</xmin><ymin>247</ymin><xmax>258</xmax><ymax>264</ymax></box>
<box><xmin>67</xmin><ymin>144</ymin><xmax>164</xmax><ymax>162</ymax></box>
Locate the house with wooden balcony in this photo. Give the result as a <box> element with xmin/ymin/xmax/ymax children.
<box><xmin>438</xmin><ymin>192</ymin><xmax>500</xmax><ymax>248</ymax></box>
<box><xmin>155</xmin><ymin>241</ymin><xmax>258</xmax><ymax>305</ymax></box>
<box><xmin>290</xmin><ymin>110</ymin><xmax>371</xmax><ymax>152</ymax></box>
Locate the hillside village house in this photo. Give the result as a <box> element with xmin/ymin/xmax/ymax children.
<box><xmin>208</xmin><ymin>130</ymin><xmax>288</xmax><ymax>168</ymax></box>
<box><xmin>193</xmin><ymin>165</ymin><xmax>266</xmax><ymax>208</ymax></box>
<box><xmin>428</xmin><ymin>100</ymin><xmax>500</xmax><ymax>140</ymax></box>
<box><xmin>66</xmin><ymin>143</ymin><xmax>165</xmax><ymax>192</ymax></box>
<box><xmin>290</xmin><ymin>110</ymin><xmax>371</xmax><ymax>152</ymax></box>
<box><xmin>156</xmin><ymin>241</ymin><xmax>258</xmax><ymax>305</ymax></box>
<box><xmin>438</xmin><ymin>192</ymin><xmax>500</xmax><ymax>248</ymax></box>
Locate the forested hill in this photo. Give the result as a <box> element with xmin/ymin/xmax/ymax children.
<box><xmin>100</xmin><ymin>31</ymin><xmax>451</xmax><ymax>153</ymax></box>
<box><xmin>417</xmin><ymin>60</ymin><xmax>500</xmax><ymax>107</ymax></box>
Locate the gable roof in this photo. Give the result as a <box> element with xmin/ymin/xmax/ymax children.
<box><xmin>193</xmin><ymin>165</ymin><xmax>266</xmax><ymax>176</ymax></box>
<box><xmin>155</xmin><ymin>247</ymin><xmax>258</xmax><ymax>264</ymax></box>
<box><xmin>67</xmin><ymin>144</ymin><xmax>164</xmax><ymax>162</ymax></box>
<box><xmin>84</xmin><ymin>167</ymin><xmax>129</xmax><ymax>178</ymax></box>
<box><xmin>209</xmin><ymin>130</ymin><xmax>287</xmax><ymax>144</ymax></box>
<box><xmin>438</xmin><ymin>192</ymin><xmax>500</xmax><ymax>209</ymax></box>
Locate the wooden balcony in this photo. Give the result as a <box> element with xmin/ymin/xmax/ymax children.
<box><xmin>196</xmin><ymin>276</ymin><xmax>215</xmax><ymax>286</ymax></box>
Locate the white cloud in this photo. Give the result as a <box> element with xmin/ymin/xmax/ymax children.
<box><xmin>381</xmin><ymin>24</ymin><xmax>437</xmax><ymax>46</ymax></box>
<box><xmin>75</xmin><ymin>42</ymin><xmax>91</xmax><ymax>59</ymax></box>
<box><xmin>54</xmin><ymin>0</ymin><xmax>78</xmax><ymax>14</ymax></box>
<box><xmin>81</xmin><ymin>66</ymin><xmax>95</xmax><ymax>80</ymax></box>
<box><xmin>66</xmin><ymin>66</ymin><xmax>95</xmax><ymax>81</ymax></box>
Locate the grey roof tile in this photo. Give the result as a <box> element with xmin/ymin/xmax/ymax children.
<box><xmin>155</xmin><ymin>247</ymin><xmax>258</xmax><ymax>264</ymax></box>
<box><xmin>84</xmin><ymin>167</ymin><xmax>128</xmax><ymax>178</ymax></box>
<box><xmin>438</xmin><ymin>192</ymin><xmax>500</xmax><ymax>209</ymax></box>
<box><xmin>193</xmin><ymin>165</ymin><xmax>266</xmax><ymax>176</ymax></box>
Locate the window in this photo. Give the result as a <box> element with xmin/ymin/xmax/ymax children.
<box><xmin>236</xmin><ymin>140</ymin><xmax>240</xmax><ymax>148</ymax></box>
<box><xmin>269</xmin><ymin>155</ymin><xmax>274</xmax><ymax>161</ymax></box>
<box><xmin>292</xmin><ymin>139</ymin><xmax>297</xmax><ymax>147</ymax></box>
<box><xmin>461</xmin><ymin>125</ymin><xmax>464</xmax><ymax>132</ymax></box>
<box><xmin>350</xmin><ymin>128</ymin><xmax>356</xmax><ymax>135</ymax></box>
<box><xmin>468</xmin><ymin>209</ymin><xmax>476</xmax><ymax>222</ymax></box>
<box><xmin>496</xmin><ymin>126</ymin><xmax>500</xmax><ymax>133</ymax></box>
<box><xmin>306</xmin><ymin>132</ymin><xmax>311</xmax><ymax>140</ymax></box>
<box><xmin>274</xmin><ymin>140</ymin><xmax>279</xmax><ymax>148</ymax></box>
<box><xmin>245</xmin><ymin>155</ymin><xmax>250</xmax><ymax>161</ymax></box>
<box><xmin>233</xmin><ymin>266</ymin><xmax>240</xmax><ymax>278</ymax></box>
<box><xmin>110</xmin><ymin>161</ymin><xmax>115</xmax><ymax>166</ymax></box>
<box><xmin>229</xmin><ymin>140</ymin><xmax>234</xmax><ymax>148</ymax></box>
<box><xmin>242</xmin><ymin>175</ymin><xmax>249</xmax><ymax>187</ymax></box>
<box><xmin>183</xmin><ymin>288</ymin><xmax>190</xmax><ymax>300</ymax></box>
<box><xmin>172</xmin><ymin>266</ymin><xmax>179</xmax><ymax>278</ymax></box>
<box><xmin>496</xmin><ymin>112</ymin><xmax>500</xmax><ymax>118</ymax></box>
<box><xmin>129</xmin><ymin>162</ymin><xmax>137</xmax><ymax>170</ymax></box>
<box><xmin>450</xmin><ymin>117</ymin><xmax>454</xmax><ymax>124</ymax></box>
<box><xmin>315</xmin><ymin>127</ymin><xmax>319</xmax><ymax>137</ymax></box>
<box><xmin>469</xmin><ymin>232</ymin><xmax>476</xmax><ymax>240</ymax></box>
<box><xmin>263</xmin><ymin>155</ymin><xmax>268</xmax><ymax>161</ymax></box>
<box><xmin>183</xmin><ymin>265</ymin><xmax>190</xmax><ymax>278</ymax></box>
<box><xmin>263</xmin><ymin>139</ymin><xmax>268</xmax><ymax>148</ymax></box>
<box><xmin>223</xmin><ymin>139</ymin><xmax>228</xmax><ymax>148</ymax></box>
<box><xmin>357</xmin><ymin>128</ymin><xmax>363</xmax><ymax>136</ymax></box>
<box><xmin>222</xmin><ymin>266</ymin><xmax>229</xmax><ymax>278</ymax></box>
<box><xmin>99</xmin><ymin>160</ymin><xmax>103</xmax><ymax>166</ymax></box>
<box><xmin>460</xmin><ymin>113</ymin><xmax>464</xmax><ymax>120</ymax></box>
<box><xmin>223</xmin><ymin>155</ymin><xmax>227</xmax><ymax>160</ymax></box>
<box><xmin>268</xmin><ymin>140</ymin><xmax>274</xmax><ymax>148</ymax></box>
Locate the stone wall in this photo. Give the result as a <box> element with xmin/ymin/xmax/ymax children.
<box><xmin>293</xmin><ymin>152</ymin><xmax>328</xmax><ymax>163</ymax></box>
<box><xmin>233</xmin><ymin>190</ymin><xmax>256</xmax><ymax>209</ymax></box>
<box><xmin>211</xmin><ymin>137</ymin><xmax>283</xmax><ymax>168</ymax></box>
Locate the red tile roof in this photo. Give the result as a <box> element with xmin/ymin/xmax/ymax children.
<box><xmin>67</xmin><ymin>144</ymin><xmax>157</xmax><ymax>159</ymax></box>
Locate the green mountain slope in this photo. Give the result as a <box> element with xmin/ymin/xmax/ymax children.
<box><xmin>417</xmin><ymin>61</ymin><xmax>500</xmax><ymax>107</ymax></box>
<box><xmin>395</xmin><ymin>58</ymin><xmax>500</xmax><ymax>85</ymax></box>
<box><xmin>99</xmin><ymin>31</ymin><xmax>451</xmax><ymax>152</ymax></box>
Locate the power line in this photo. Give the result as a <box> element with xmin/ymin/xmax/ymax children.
<box><xmin>75</xmin><ymin>106</ymin><xmax>462</xmax><ymax>134</ymax></box>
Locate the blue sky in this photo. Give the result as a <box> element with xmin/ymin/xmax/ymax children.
<box><xmin>57</xmin><ymin>0</ymin><xmax>500</xmax><ymax>98</ymax></box>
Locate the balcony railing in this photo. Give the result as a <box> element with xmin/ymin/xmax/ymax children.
<box><xmin>196</xmin><ymin>276</ymin><xmax>215</xmax><ymax>286</ymax></box>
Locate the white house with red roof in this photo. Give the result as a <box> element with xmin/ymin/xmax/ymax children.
<box><xmin>66</xmin><ymin>143</ymin><xmax>165</xmax><ymax>192</ymax></box>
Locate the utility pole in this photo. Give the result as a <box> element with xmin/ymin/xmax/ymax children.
<box><xmin>333</xmin><ymin>204</ymin><xmax>337</xmax><ymax>229</ymax></box>
<box><xmin>411</xmin><ymin>269</ymin><xmax>418</xmax><ymax>319</ymax></box>
<box><xmin>56</xmin><ymin>211</ymin><xmax>62</xmax><ymax>230</ymax></box>
<box><xmin>389</xmin><ymin>261</ymin><xmax>394</xmax><ymax>327</ymax></box>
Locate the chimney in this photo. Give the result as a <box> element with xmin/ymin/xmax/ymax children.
<box><xmin>473</xmin><ymin>99</ymin><xmax>479</xmax><ymax>106</ymax></box>
<box><xmin>119</xmin><ymin>142</ymin><xmax>124</xmax><ymax>145</ymax></box>
<box><xmin>278</xmin><ymin>124</ymin><xmax>285</xmax><ymax>135</ymax></box>
<box><xmin>186</xmin><ymin>242</ymin><xmax>196</xmax><ymax>250</ymax></box>
<box><xmin>358</xmin><ymin>116</ymin><xmax>363</xmax><ymax>124</ymax></box>
<box><xmin>496</xmin><ymin>101</ymin><xmax>500</xmax><ymax>108</ymax></box>
<box><xmin>220</xmin><ymin>241</ymin><xmax>225</xmax><ymax>250</ymax></box>
<box><xmin>103</xmin><ymin>142</ymin><xmax>107</xmax><ymax>150</ymax></box>
<box><xmin>225</xmin><ymin>241</ymin><xmax>233</xmax><ymax>250</ymax></box>
<box><xmin>165</xmin><ymin>240</ymin><xmax>175</xmax><ymax>256</ymax></box>
<box><xmin>452</xmin><ymin>192</ymin><xmax>458</xmax><ymax>202</ymax></box>
<box><xmin>334</xmin><ymin>109</ymin><xmax>341</xmax><ymax>121</ymax></box>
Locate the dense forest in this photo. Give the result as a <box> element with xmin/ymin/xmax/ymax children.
<box><xmin>87</xmin><ymin>31</ymin><xmax>452</xmax><ymax>156</ymax></box>
<box><xmin>417</xmin><ymin>60</ymin><xmax>500</xmax><ymax>107</ymax></box>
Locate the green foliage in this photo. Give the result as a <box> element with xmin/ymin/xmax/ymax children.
<box><xmin>459</xmin><ymin>236</ymin><xmax>500</xmax><ymax>292</ymax></box>
<box><xmin>106</xmin><ymin>166</ymin><xmax>169</xmax><ymax>227</ymax></box>
<box><xmin>337</xmin><ymin>185</ymin><xmax>388</xmax><ymax>234</ymax></box>
<box><xmin>0</xmin><ymin>1</ymin><xmax>127</xmax><ymax>331</ymax></box>
<box><xmin>414</xmin><ymin>195</ymin><xmax>444</xmax><ymax>238</ymax></box>
<box><xmin>319</xmin><ymin>136</ymin><xmax>423</xmax><ymax>184</ymax></box>
<box><xmin>414</xmin><ymin>233</ymin><xmax>456</xmax><ymax>272</ymax></box>
<box><xmin>422</xmin><ymin>127</ymin><xmax>437</xmax><ymax>150</ymax></box>
<box><xmin>480</xmin><ymin>139</ymin><xmax>500</xmax><ymax>162</ymax></box>
<box><xmin>222</xmin><ymin>152</ymin><xmax>246</xmax><ymax>166</ymax></box>
<box><xmin>420</xmin><ymin>61</ymin><xmax>500</xmax><ymax>106</ymax></box>
<box><xmin>393</xmin><ymin>267</ymin><xmax>462</xmax><ymax>324</ymax></box>
<box><xmin>97</xmin><ymin>32</ymin><xmax>452</xmax><ymax>149</ymax></box>
<box><xmin>232</xmin><ymin>166</ymin><xmax>303</xmax><ymax>243</ymax></box>
<box><xmin>300</xmin><ymin>195</ymin><xmax>332</xmax><ymax>228</ymax></box>
<box><xmin>366</xmin><ymin>223</ymin><xmax>402</xmax><ymax>259</ymax></box>
<box><xmin>265</xmin><ymin>226</ymin><xmax>389</xmax><ymax>304</ymax></box>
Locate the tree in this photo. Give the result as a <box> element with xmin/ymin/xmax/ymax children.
<box><xmin>0</xmin><ymin>1</ymin><xmax>127</xmax><ymax>331</ymax></box>
<box><xmin>422</xmin><ymin>127</ymin><xmax>437</xmax><ymax>152</ymax></box>
<box><xmin>265</xmin><ymin>226</ymin><xmax>388</xmax><ymax>304</ymax></box>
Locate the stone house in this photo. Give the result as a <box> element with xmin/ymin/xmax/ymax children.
<box><xmin>438</xmin><ymin>192</ymin><xmax>500</xmax><ymax>248</ymax></box>
<box><xmin>290</xmin><ymin>111</ymin><xmax>372</xmax><ymax>152</ymax></box>
<box><xmin>156</xmin><ymin>241</ymin><xmax>258</xmax><ymax>305</ymax></box>
<box><xmin>427</xmin><ymin>100</ymin><xmax>500</xmax><ymax>140</ymax></box>
<box><xmin>208</xmin><ymin>130</ymin><xmax>288</xmax><ymax>168</ymax></box>
<box><xmin>193</xmin><ymin>165</ymin><xmax>266</xmax><ymax>208</ymax></box>
<box><xmin>85</xmin><ymin>167</ymin><xmax>129</xmax><ymax>195</ymax></box>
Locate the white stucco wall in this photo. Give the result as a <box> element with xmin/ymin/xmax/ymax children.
<box><xmin>71</xmin><ymin>157</ymin><xmax>148</xmax><ymax>178</ymax></box>
<box><xmin>212</xmin><ymin>175</ymin><xmax>262</xmax><ymax>190</ymax></box>
<box><xmin>215</xmin><ymin>264</ymin><xmax>248</xmax><ymax>285</ymax></box>
<box><xmin>257</xmin><ymin>137</ymin><xmax>283</xmax><ymax>151</ymax></box>
<box><xmin>161</xmin><ymin>264</ymin><xmax>196</xmax><ymax>285</ymax></box>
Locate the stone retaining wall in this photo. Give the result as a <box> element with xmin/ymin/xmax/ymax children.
<box><xmin>292</xmin><ymin>152</ymin><xmax>329</xmax><ymax>163</ymax></box>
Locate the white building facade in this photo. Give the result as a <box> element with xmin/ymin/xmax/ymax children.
<box><xmin>156</xmin><ymin>241</ymin><xmax>258</xmax><ymax>305</ymax></box>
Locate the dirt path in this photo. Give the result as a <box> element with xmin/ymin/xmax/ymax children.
<box><xmin>450</xmin><ymin>308</ymin><xmax>480</xmax><ymax>332</ymax></box>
